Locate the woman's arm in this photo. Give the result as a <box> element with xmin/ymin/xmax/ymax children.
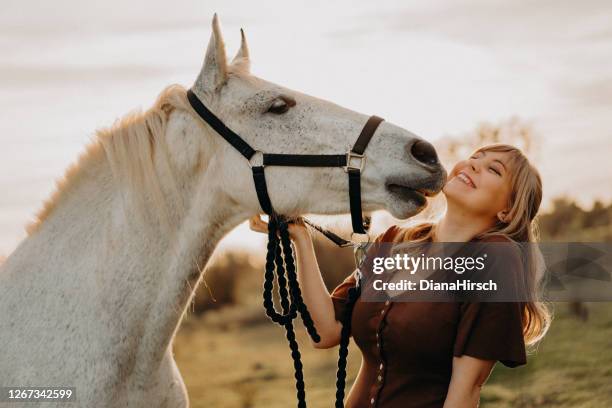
<box><xmin>292</xmin><ymin>226</ymin><xmax>343</xmax><ymax>348</ymax></box>
<box><xmin>249</xmin><ymin>216</ymin><xmax>342</xmax><ymax>348</ymax></box>
<box><xmin>443</xmin><ymin>355</ymin><xmax>495</xmax><ymax>408</ymax></box>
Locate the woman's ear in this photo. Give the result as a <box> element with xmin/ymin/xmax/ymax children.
<box><xmin>497</xmin><ymin>209</ymin><xmax>511</xmax><ymax>224</ymax></box>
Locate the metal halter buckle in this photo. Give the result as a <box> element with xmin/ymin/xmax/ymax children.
<box><xmin>344</xmin><ymin>151</ymin><xmax>366</xmax><ymax>173</ymax></box>
<box><xmin>248</xmin><ymin>150</ymin><xmax>264</xmax><ymax>168</ymax></box>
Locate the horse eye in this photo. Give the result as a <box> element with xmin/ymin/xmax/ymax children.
<box><xmin>268</xmin><ymin>99</ymin><xmax>288</xmax><ymax>114</ymax></box>
<box><xmin>267</xmin><ymin>96</ymin><xmax>296</xmax><ymax>115</ymax></box>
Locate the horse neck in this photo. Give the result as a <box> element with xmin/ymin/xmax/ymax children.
<box><xmin>2</xmin><ymin>109</ymin><xmax>250</xmax><ymax>377</ymax></box>
<box><xmin>119</xmin><ymin>114</ymin><xmax>252</xmax><ymax>374</ymax></box>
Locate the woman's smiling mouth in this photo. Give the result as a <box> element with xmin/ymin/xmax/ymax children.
<box><xmin>457</xmin><ymin>171</ymin><xmax>476</xmax><ymax>188</ymax></box>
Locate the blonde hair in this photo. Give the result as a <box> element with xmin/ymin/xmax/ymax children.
<box><xmin>402</xmin><ymin>143</ymin><xmax>551</xmax><ymax>347</ymax></box>
<box><xmin>27</xmin><ymin>84</ymin><xmax>191</xmax><ymax>235</ymax></box>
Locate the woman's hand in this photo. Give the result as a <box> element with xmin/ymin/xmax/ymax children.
<box><xmin>248</xmin><ymin>214</ymin><xmax>310</xmax><ymax>242</ymax></box>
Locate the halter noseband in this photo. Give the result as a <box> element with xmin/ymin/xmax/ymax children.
<box><xmin>186</xmin><ymin>89</ymin><xmax>384</xmax><ymax>234</ymax></box>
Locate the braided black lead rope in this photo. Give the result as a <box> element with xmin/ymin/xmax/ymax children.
<box><xmin>335</xmin><ymin>276</ymin><xmax>362</xmax><ymax>407</ymax></box>
<box><xmin>263</xmin><ymin>215</ymin><xmax>366</xmax><ymax>408</ymax></box>
<box><xmin>278</xmin><ymin>221</ymin><xmax>321</xmax><ymax>341</ymax></box>
<box><xmin>262</xmin><ymin>216</ymin><xmax>321</xmax><ymax>408</ymax></box>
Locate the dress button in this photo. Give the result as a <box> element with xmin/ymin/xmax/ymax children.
<box><xmin>376</xmin><ymin>342</ymin><xmax>380</xmax><ymax>348</ymax></box>
<box><xmin>385</xmin><ymin>300</ymin><xmax>390</xmax><ymax>306</ymax></box>
<box><xmin>371</xmin><ymin>397</ymin><xmax>375</xmax><ymax>405</ymax></box>
<box><xmin>378</xmin><ymin>375</ymin><xmax>383</xmax><ymax>382</ymax></box>
<box><xmin>380</xmin><ymin>309</ymin><xmax>385</xmax><ymax>315</ymax></box>
<box><xmin>379</xmin><ymin>363</ymin><xmax>384</xmax><ymax>370</ymax></box>
<box><xmin>375</xmin><ymin>332</ymin><xmax>379</xmax><ymax>339</ymax></box>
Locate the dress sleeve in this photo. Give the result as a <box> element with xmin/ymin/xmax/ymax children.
<box><xmin>453</xmin><ymin>302</ymin><xmax>527</xmax><ymax>367</ymax></box>
<box><xmin>453</xmin><ymin>235</ymin><xmax>527</xmax><ymax>367</ymax></box>
<box><xmin>329</xmin><ymin>225</ymin><xmax>401</xmax><ymax>322</ymax></box>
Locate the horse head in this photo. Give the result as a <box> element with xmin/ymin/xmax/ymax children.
<box><xmin>188</xmin><ymin>15</ymin><xmax>446</xmax><ymax>222</ymax></box>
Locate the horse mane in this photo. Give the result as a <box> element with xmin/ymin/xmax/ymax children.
<box><xmin>26</xmin><ymin>84</ymin><xmax>191</xmax><ymax>235</ymax></box>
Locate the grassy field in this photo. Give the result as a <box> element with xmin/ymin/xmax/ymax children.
<box><xmin>174</xmin><ymin>301</ymin><xmax>612</xmax><ymax>408</ymax></box>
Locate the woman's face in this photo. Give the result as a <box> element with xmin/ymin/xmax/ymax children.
<box><xmin>443</xmin><ymin>150</ymin><xmax>513</xmax><ymax>221</ymax></box>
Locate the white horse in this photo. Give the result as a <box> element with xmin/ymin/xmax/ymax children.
<box><xmin>0</xmin><ymin>15</ymin><xmax>445</xmax><ymax>408</ymax></box>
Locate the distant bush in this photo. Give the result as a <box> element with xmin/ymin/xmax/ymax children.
<box><xmin>435</xmin><ymin>116</ymin><xmax>539</xmax><ymax>168</ymax></box>
<box><xmin>538</xmin><ymin>197</ymin><xmax>612</xmax><ymax>241</ymax></box>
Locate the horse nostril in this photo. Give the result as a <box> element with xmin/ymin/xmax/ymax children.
<box><xmin>409</xmin><ymin>140</ymin><xmax>439</xmax><ymax>166</ymax></box>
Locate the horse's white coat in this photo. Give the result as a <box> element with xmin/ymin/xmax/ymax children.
<box><xmin>0</xmin><ymin>15</ymin><xmax>444</xmax><ymax>408</ymax></box>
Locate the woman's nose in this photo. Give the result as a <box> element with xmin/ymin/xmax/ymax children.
<box><xmin>468</xmin><ymin>157</ymin><xmax>479</xmax><ymax>172</ymax></box>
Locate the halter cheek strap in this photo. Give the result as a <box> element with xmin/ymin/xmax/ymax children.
<box><xmin>347</xmin><ymin>115</ymin><xmax>384</xmax><ymax>232</ymax></box>
<box><xmin>186</xmin><ymin>89</ymin><xmax>383</xmax><ymax>234</ymax></box>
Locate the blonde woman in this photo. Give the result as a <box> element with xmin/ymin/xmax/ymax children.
<box><xmin>250</xmin><ymin>143</ymin><xmax>551</xmax><ymax>408</ymax></box>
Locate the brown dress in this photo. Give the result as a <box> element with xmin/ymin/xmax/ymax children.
<box><xmin>331</xmin><ymin>225</ymin><xmax>527</xmax><ymax>408</ymax></box>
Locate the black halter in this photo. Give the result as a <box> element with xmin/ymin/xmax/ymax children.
<box><xmin>186</xmin><ymin>89</ymin><xmax>383</xmax><ymax>234</ymax></box>
<box><xmin>187</xmin><ymin>88</ymin><xmax>382</xmax><ymax>407</ymax></box>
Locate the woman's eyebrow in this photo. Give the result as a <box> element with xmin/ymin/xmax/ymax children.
<box><xmin>493</xmin><ymin>159</ymin><xmax>507</xmax><ymax>171</ymax></box>
<box><xmin>480</xmin><ymin>151</ymin><xmax>507</xmax><ymax>171</ymax></box>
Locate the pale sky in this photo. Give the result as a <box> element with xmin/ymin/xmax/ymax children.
<box><xmin>1</xmin><ymin>0</ymin><xmax>611</xmax><ymax>255</ymax></box>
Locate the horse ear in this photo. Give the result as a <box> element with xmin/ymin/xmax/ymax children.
<box><xmin>231</xmin><ymin>28</ymin><xmax>250</xmax><ymax>73</ymax></box>
<box><xmin>195</xmin><ymin>13</ymin><xmax>228</xmax><ymax>93</ymax></box>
